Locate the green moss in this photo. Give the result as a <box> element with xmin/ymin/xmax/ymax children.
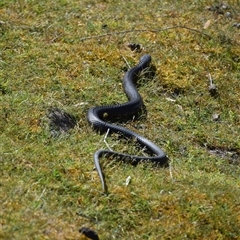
<box><xmin>1</xmin><ymin>0</ymin><xmax>240</xmax><ymax>239</ymax></box>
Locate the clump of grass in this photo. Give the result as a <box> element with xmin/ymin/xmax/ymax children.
<box><xmin>1</xmin><ymin>0</ymin><xmax>240</xmax><ymax>239</ymax></box>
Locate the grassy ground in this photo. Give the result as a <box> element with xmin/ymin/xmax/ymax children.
<box><xmin>1</xmin><ymin>0</ymin><xmax>240</xmax><ymax>239</ymax></box>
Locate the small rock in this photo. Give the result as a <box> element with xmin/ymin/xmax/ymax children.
<box><xmin>205</xmin><ymin>6</ymin><xmax>213</xmax><ymax>11</ymax></box>
<box><xmin>221</xmin><ymin>3</ymin><xmax>228</xmax><ymax>10</ymax></box>
<box><xmin>225</xmin><ymin>12</ymin><xmax>232</xmax><ymax>18</ymax></box>
<box><xmin>102</xmin><ymin>24</ymin><xmax>108</xmax><ymax>29</ymax></box>
<box><xmin>209</xmin><ymin>84</ymin><xmax>218</xmax><ymax>96</ymax></box>
<box><xmin>79</xmin><ymin>227</ymin><xmax>99</xmax><ymax>240</ymax></box>
<box><xmin>127</xmin><ymin>43</ymin><xmax>142</xmax><ymax>52</ymax></box>
<box><xmin>233</xmin><ymin>23</ymin><xmax>240</xmax><ymax>29</ymax></box>
<box><xmin>212</xmin><ymin>113</ymin><xmax>220</xmax><ymax>121</ymax></box>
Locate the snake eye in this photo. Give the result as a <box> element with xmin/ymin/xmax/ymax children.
<box><xmin>103</xmin><ymin>112</ymin><xmax>108</xmax><ymax>118</ymax></box>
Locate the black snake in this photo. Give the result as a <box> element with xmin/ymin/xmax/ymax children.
<box><xmin>87</xmin><ymin>54</ymin><xmax>168</xmax><ymax>192</ymax></box>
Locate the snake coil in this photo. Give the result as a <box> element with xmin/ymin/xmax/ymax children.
<box><xmin>87</xmin><ymin>54</ymin><xmax>168</xmax><ymax>192</ymax></box>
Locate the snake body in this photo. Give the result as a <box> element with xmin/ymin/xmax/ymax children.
<box><xmin>87</xmin><ymin>54</ymin><xmax>168</xmax><ymax>192</ymax></box>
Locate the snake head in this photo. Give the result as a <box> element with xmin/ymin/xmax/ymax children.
<box><xmin>139</xmin><ymin>54</ymin><xmax>151</xmax><ymax>66</ymax></box>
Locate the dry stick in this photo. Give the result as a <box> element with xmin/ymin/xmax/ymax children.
<box><xmin>208</xmin><ymin>73</ymin><xmax>213</xmax><ymax>86</ymax></box>
<box><xmin>104</xmin><ymin>128</ymin><xmax>113</xmax><ymax>151</ymax></box>
<box><xmin>169</xmin><ymin>163</ymin><xmax>174</xmax><ymax>182</ymax></box>
<box><xmin>80</xmin><ymin>25</ymin><xmax>212</xmax><ymax>41</ymax></box>
<box><xmin>208</xmin><ymin>72</ymin><xmax>217</xmax><ymax>96</ymax></box>
<box><xmin>121</xmin><ymin>55</ymin><xmax>131</xmax><ymax>69</ymax></box>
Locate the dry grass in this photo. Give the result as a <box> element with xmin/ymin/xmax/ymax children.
<box><xmin>1</xmin><ymin>0</ymin><xmax>240</xmax><ymax>239</ymax></box>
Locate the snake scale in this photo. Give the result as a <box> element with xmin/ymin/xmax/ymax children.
<box><xmin>87</xmin><ymin>54</ymin><xmax>168</xmax><ymax>192</ymax></box>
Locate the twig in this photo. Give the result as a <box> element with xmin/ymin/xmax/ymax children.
<box><xmin>80</xmin><ymin>25</ymin><xmax>212</xmax><ymax>41</ymax></box>
<box><xmin>104</xmin><ymin>128</ymin><xmax>113</xmax><ymax>151</ymax></box>
<box><xmin>121</xmin><ymin>55</ymin><xmax>131</xmax><ymax>69</ymax></box>
<box><xmin>169</xmin><ymin>163</ymin><xmax>174</xmax><ymax>182</ymax></box>
<box><xmin>125</xmin><ymin>176</ymin><xmax>131</xmax><ymax>186</ymax></box>
<box><xmin>208</xmin><ymin>72</ymin><xmax>218</xmax><ymax>96</ymax></box>
<box><xmin>36</xmin><ymin>187</ymin><xmax>46</xmax><ymax>201</ymax></box>
<box><xmin>208</xmin><ymin>72</ymin><xmax>213</xmax><ymax>86</ymax></box>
